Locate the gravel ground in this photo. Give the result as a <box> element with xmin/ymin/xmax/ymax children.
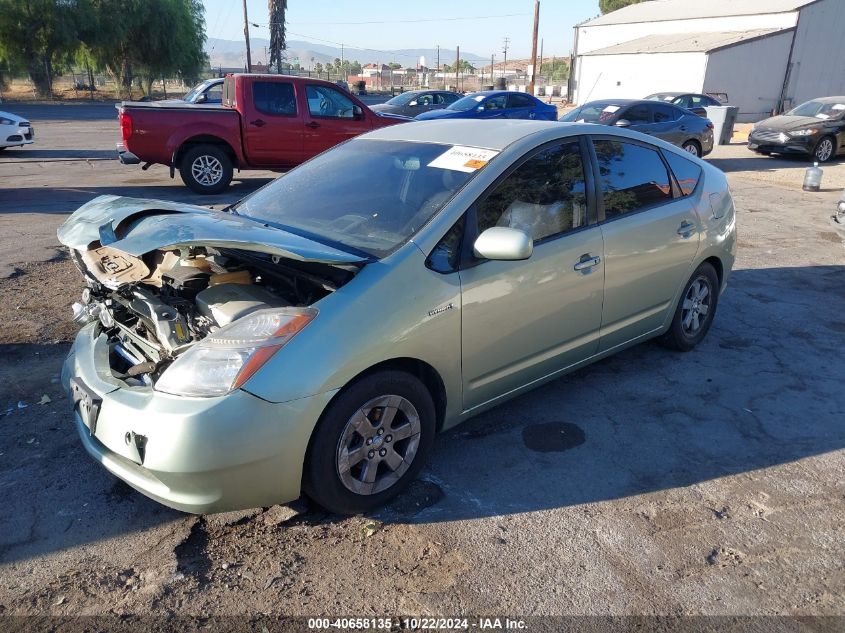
<box><xmin>0</xmin><ymin>104</ymin><xmax>843</xmax><ymax>622</ymax></box>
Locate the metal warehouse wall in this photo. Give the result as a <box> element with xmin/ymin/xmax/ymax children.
<box><xmin>576</xmin><ymin>13</ymin><xmax>799</xmax><ymax>55</ymax></box>
<box><xmin>703</xmin><ymin>31</ymin><xmax>795</xmax><ymax>122</ymax></box>
<box><xmin>575</xmin><ymin>52</ymin><xmax>707</xmax><ymax>103</ymax></box>
<box><xmin>785</xmin><ymin>0</ymin><xmax>845</xmax><ymax>108</ymax></box>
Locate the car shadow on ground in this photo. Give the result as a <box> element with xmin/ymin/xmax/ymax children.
<box><xmin>0</xmin><ymin>149</ymin><xmax>116</xmax><ymax>160</ymax></box>
<box><xmin>707</xmin><ymin>148</ymin><xmax>844</xmax><ymax>175</ymax></box>
<box><xmin>1</xmin><ymin>265</ymin><xmax>843</xmax><ymax>562</ymax></box>
<box><xmin>0</xmin><ymin>181</ymin><xmax>275</xmax><ymax>215</ymax></box>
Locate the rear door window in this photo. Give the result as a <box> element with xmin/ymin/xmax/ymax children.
<box><xmin>664</xmin><ymin>151</ymin><xmax>703</xmax><ymax>197</ymax></box>
<box><xmin>622</xmin><ymin>105</ymin><xmax>651</xmax><ymax>124</ymax></box>
<box><xmin>252</xmin><ymin>81</ymin><xmax>297</xmax><ymax>116</ymax></box>
<box><xmin>593</xmin><ymin>139</ymin><xmax>673</xmax><ymax>219</ymax></box>
<box><xmin>508</xmin><ymin>93</ymin><xmax>535</xmax><ymax>109</ymax></box>
<box><xmin>653</xmin><ymin>104</ymin><xmax>680</xmax><ymax>123</ymax></box>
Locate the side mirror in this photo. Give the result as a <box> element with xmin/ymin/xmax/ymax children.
<box><xmin>352</xmin><ymin>105</ymin><xmax>364</xmax><ymax>120</ymax></box>
<box><xmin>615</xmin><ymin>119</ymin><xmax>631</xmax><ymax>127</ymax></box>
<box><xmin>477</xmin><ymin>105</ymin><xmax>485</xmax><ymax>112</ymax></box>
<box><xmin>195</xmin><ymin>93</ymin><xmax>207</xmax><ymax>104</ymax></box>
<box><xmin>473</xmin><ymin>227</ymin><xmax>533</xmax><ymax>261</ymax></box>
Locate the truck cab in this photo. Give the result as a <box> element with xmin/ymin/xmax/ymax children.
<box><xmin>117</xmin><ymin>74</ymin><xmax>408</xmax><ymax>194</ymax></box>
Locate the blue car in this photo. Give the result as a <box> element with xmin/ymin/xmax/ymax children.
<box><xmin>414</xmin><ymin>90</ymin><xmax>557</xmax><ymax>121</ymax></box>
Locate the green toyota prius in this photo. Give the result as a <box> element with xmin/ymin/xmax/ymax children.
<box><xmin>59</xmin><ymin>120</ymin><xmax>737</xmax><ymax>515</ymax></box>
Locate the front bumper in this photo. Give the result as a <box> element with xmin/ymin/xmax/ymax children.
<box><xmin>116</xmin><ymin>142</ymin><xmax>141</xmax><ymax>165</ymax></box>
<box><xmin>61</xmin><ymin>323</ymin><xmax>336</xmax><ymax>514</ymax></box>
<box><xmin>748</xmin><ymin>132</ymin><xmax>814</xmax><ymax>156</ymax></box>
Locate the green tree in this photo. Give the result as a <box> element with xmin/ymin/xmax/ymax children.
<box><xmin>83</xmin><ymin>0</ymin><xmax>206</xmax><ymax>98</ymax></box>
<box><xmin>540</xmin><ymin>59</ymin><xmax>569</xmax><ymax>81</ymax></box>
<box><xmin>268</xmin><ymin>0</ymin><xmax>287</xmax><ymax>73</ymax></box>
<box><xmin>599</xmin><ymin>0</ymin><xmax>651</xmax><ymax>14</ymax></box>
<box><xmin>0</xmin><ymin>0</ymin><xmax>84</xmax><ymax>97</ymax></box>
<box><xmin>388</xmin><ymin>62</ymin><xmax>401</xmax><ymax>70</ymax></box>
<box><xmin>313</xmin><ymin>62</ymin><xmax>323</xmax><ymax>75</ymax></box>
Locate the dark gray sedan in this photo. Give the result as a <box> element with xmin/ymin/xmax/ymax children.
<box><xmin>561</xmin><ymin>99</ymin><xmax>715</xmax><ymax>157</ymax></box>
<box><xmin>370</xmin><ymin>90</ymin><xmax>462</xmax><ymax>118</ymax></box>
<box><xmin>748</xmin><ymin>97</ymin><xmax>845</xmax><ymax>163</ymax></box>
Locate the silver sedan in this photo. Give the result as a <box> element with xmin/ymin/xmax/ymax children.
<box><xmin>60</xmin><ymin>120</ymin><xmax>736</xmax><ymax>514</ymax></box>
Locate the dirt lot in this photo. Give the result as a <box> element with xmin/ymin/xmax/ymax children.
<box><xmin>0</xmin><ymin>104</ymin><xmax>844</xmax><ymax>624</ymax></box>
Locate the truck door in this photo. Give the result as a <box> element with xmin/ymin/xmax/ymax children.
<box><xmin>302</xmin><ymin>83</ymin><xmax>372</xmax><ymax>156</ymax></box>
<box><xmin>241</xmin><ymin>78</ymin><xmax>304</xmax><ymax>168</ymax></box>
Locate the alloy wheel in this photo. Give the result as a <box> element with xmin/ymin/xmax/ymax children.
<box><xmin>681</xmin><ymin>276</ymin><xmax>712</xmax><ymax>336</ymax></box>
<box><xmin>683</xmin><ymin>142</ymin><xmax>700</xmax><ymax>157</ymax></box>
<box><xmin>191</xmin><ymin>154</ymin><xmax>224</xmax><ymax>186</ymax></box>
<box><xmin>335</xmin><ymin>394</ymin><xmax>421</xmax><ymax>496</ymax></box>
<box><xmin>815</xmin><ymin>138</ymin><xmax>834</xmax><ymax>162</ymax></box>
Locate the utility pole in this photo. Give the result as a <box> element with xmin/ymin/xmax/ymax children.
<box><xmin>502</xmin><ymin>37</ymin><xmax>510</xmax><ymax>84</ymax></box>
<box><xmin>491</xmin><ymin>53</ymin><xmax>495</xmax><ymax>83</ymax></box>
<box><xmin>436</xmin><ymin>45</ymin><xmax>440</xmax><ymax>71</ymax></box>
<box><xmin>527</xmin><ymin>0</ymin><xmax>540</xmax><ymax>95</ymax></box>
<box><xmin>456</xmin><ymin>45</ymin><xmax>460</xmax><ymax>92</ymax></box>
<box><xmin>242</xmin><ymin>0</ymin><xmax>252</xmax><ymax>73</ymax></box>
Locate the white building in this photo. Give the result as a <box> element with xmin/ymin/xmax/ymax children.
<box><xmin>570</xmin><ymin>0</ymin><xmax>845</xmax><ymax>121</ymax></box>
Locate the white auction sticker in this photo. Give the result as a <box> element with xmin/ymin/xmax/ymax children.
<box><xmin>832</xmin><ymin>104</ymin><xmax>845</xmax><ymax>111</ymax></box>
<box><xmin>428</xmin><ymin>146</ymin><xmax>500</xmax><ymax>173</ymax></box>
<box><xmin>603</xmin><ymin>105</ymin><xmax>621</xmax><ymax>113</ymax></box>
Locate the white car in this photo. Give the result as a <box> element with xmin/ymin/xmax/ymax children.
<box><xmin>0</xmin><ymin>110</ymin><xmax>34</xmax><ymax>150</ymax></box>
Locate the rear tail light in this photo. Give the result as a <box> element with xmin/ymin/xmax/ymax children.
<box><xmin>119</xmin><ymin>109</ymin><xmax>133</xmax><ymax>144</ymax></box>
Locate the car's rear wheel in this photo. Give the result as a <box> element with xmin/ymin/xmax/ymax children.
<box><xmin>179</xmin><ymin>144</ymin><xmax>233</xmax><ymax>194</ymax></box>
<box><xmin>659</xmin><ymin>262</ymin><xmax>720</xmax><ymax>352</ymax></box>
<box><xmin>303</xmin><ymin>370</ymin><xmax>435</xmax><ymax>514</ymax></box>
<box><xmin>682</xmin><ymin>140</ymin><xmax>702</xmax><ymax>157</ymax></box>
<box><xmin>812</xmin><ymin>136</ymin><xmax>836</xmax><ymax>163</ymax></box>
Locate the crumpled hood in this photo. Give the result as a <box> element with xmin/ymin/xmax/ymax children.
<box><xmin>57</xmin><ymin>195</ymin><xmax>368</xmax><ymax>265</ymax></box>
<box><xmin>756</xmin><ymin>115</ymin><xmax>830</xmax><ymax>132</ymax></box>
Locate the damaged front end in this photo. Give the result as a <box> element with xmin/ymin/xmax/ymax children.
<box><xmin>60</xmin><ymin>195</ymin><xmax>366</xmax><ymax>396</ymax></box>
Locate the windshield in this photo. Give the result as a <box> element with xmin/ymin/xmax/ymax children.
<box><xmin>786</xmin><ymin>100</ymin><xmax>845</xmax><ymax>120</ymax></box>
<box><xmin>560</xmin><ymin>103</ymin><xmax>620</xmax><ymax>123</ymax></box>
<box><xmin>183</xmin><ymin>80</ymin><xmax>211</xmax><ymax>102</ymax></box>
<box><xmin>447</xmin><ymin>94</ymin><xmax>486</xmax><ymax>111</ymax></box>
<box><xmin>231</xmin><ymin>140</ymin><xmax>494</xmax><ymax>258</ymax></box>
<box><xmin>385</xmin><ymin>92</ymin><xmax>417</xmax><ymax>106</ymax></box>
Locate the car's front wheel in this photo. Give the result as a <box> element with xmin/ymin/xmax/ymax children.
<box><xmin>659</xmin><ymin>262</ymin><xmax>720</xmax><ymax>352</ymax></box>
<box><xmin>812</xmin><ymin>136</ymin><xmax>836</xmax><ymax>163</ymax></box>
<box><xmin>179</xmin><ymin>144</ymin><xmax>233</xmax><ymax>194</ymax></box>
<box><xmin>303</xmin><ymin>370</ymin><xmax>436</xmax><ymax>514</ymax></box>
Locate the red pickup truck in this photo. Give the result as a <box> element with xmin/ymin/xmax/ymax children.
<box><xmin>117</xmin><ymin>74</ymin><xmax>410</xmax><ymax>194</ymax></box>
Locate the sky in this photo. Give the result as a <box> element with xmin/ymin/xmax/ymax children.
<box><xmin>201</xmin><ymin>0</ymin><xmax>602</xmax><ymax>61</ymax></box>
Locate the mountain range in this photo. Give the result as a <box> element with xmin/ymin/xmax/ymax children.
<box><xmin>207</xmin><ymin>37</ymin><xmax>488</xmax><ymax>70</ymax></box>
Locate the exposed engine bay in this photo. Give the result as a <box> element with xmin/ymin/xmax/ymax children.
<box><xmin>71</xmin><ymin>244</ymin><xmax>355</xmax><ymax>387</ymax></box>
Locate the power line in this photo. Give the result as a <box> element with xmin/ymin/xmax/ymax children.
<box><xmin>285</xmin><ymin>13</ymin><xmax>530</xmax><ymax>26</ymax></box>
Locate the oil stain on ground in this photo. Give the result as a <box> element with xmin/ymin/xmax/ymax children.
<box><xmin>522</xmin><ymin>421</ymin><xmax>586</xmax><ymax>453</ymax></box>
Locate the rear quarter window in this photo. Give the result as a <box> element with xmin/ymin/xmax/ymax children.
<box><xmin>664</xmin><ymin>151</ymin><xmax>703</xmax><ymax>197</ymax></box>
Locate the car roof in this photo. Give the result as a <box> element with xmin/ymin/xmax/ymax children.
<box><xmin>582</xmin><ymin>99</ymin><xmax>657</xmax><ymax>107</ymax></box>
<box><xmin>467</xmin><ymin>90</ymin><xmax>528</xmax><ymax>98</ymax></box>
<box><xmin>649</xmin><ymin>92</ymin><xmax>683</xmax><ymax>97</ymax></box>
<box><xmin>363</xmin><ymin>119</ymin><xmax>606</xmax><ymax>151</ymax></box>
<box><xmin>813</xmin><ymin>96</ymin><xmax>845</xmax><ymax>103</ymax></box>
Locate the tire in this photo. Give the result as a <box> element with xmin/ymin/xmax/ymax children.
<box><xmin>682</xmin><ymin>140</ymin><xmax>702</xmax><ymax>157</ymax></box>
<box><xmin>659</xmin><ymin>262</ymin><xmax>720</xmax><ymax>352</ymax></box>
<box><xmin>178</xmin><ymin>144</ymin><xmax>233</xmax><ymax>194</ymax></box>
<box><xmin>303</xmin><ymin>370</ymin><xmax>436</xmax><ymax>515</ymax></box>
<box><xmin>812</xmin><ymin>136</ymin><xmax>836</xmax><ymax>163</ymax></box>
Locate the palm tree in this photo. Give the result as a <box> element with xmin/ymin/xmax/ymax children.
<box><xmin>268</xmin><ymin>0</ymin><xmax>287</xmax><ymax>73</ymax></box>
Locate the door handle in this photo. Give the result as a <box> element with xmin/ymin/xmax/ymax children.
<box><xmin>574</xmin><ymin>254</ymin><xmax>601</xmax><ymax>272</ymax></box>
<box><xmin>250</xmin><ymin>119</ymin><xmax>266</xmax><ymax>127</ymax></box>
<box><xmin>677</xmin><ymin>220</ymin><xmax>695</xmax><ymax>238</ymax></box>
<box><xmin>305</xmin><ymin>121</ymin><xmax>320</xmax><ymax>129</ymax></box>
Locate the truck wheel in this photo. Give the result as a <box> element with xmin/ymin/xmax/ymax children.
<box><xmin>179</xmin><ymin>144</ymin><xmax>233</xmax><ymax>194</ymax></box>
